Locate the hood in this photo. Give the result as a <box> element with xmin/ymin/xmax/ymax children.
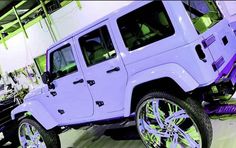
<box><xmin>24</xmin><ymin>85</ymin><xmax>46</xmax><ymax>100</ymax></box>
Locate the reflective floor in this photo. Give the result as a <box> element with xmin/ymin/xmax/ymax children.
<box><xmin>59</xmin><ymin>118</ymin><xmax>236</xmax><ymax>148</ymax></box>
<box><xmin>3</xmin><ymin>97</ymin><xmax>236</xmax><ymax>148</ymax></box>
<box><xmin>59</xmin><ymin>96</ymin><xmax>236</xmax><ymax>148</ymax></box>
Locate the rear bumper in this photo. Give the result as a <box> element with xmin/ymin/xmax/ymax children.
<box><xmin>215</xmin><ymin>54</ymin><xmax>236</xmax><ymax>85</ymax></box>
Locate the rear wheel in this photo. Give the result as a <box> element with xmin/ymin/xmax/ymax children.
<box><xmin>135</xmin><ymin>92</ymin><xmax>212</xmax><ymax>148</ymax></box>
<box><xmin>18</xmin><ymin>118</ymin><xmax>60</xmax><ymax>148</ymax></box>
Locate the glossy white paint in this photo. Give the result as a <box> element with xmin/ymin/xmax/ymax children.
<box><xmin>73</xmin><ymin>21</ymin><xmax>128</xmax><ymax>114</ymax></box>
<box><xmin>217</xmin><ymin>1</ymin><xmax>236</xmax><ymax>23</ymax></box>
<box><xmin>11</xmin><ymin>1</ymin><xmax>236</xmax><ymax>130</ymax></box>
<box><xmin>44</xmin><ymin>38</ymin><xmax>94</xmax><ymax>124</ymax></box>
<box><xmin>11</xmin><ymin>100</ymin><xmax>58</xmax><ymax>130</ymax></box>
<box><xmin>123</xmin><ymin>63</ymin><xmax>199</xmax><ymax>117</ymax></box>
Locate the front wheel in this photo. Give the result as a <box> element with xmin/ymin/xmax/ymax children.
<box><xmin>135</xmin><ymin>92</ymin><xmax>212</xmax><ymax>148</ymax></box>
<box><xmin>18</xmin><ymin>118</ymin><xmax>60</xmax><ymax>148</ymax></box>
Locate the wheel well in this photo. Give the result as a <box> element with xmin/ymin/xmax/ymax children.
<box><xmin>14</xmin><ymin>112</ymin><xmax>62</xmax><ymax>134</ymax></box>
<box><xmin>130</xmin><ymin>77</ymin><xmax>187</xmax><ymax>113</ymax></box>
<box><xmin>14</xmin><ymin>112</ymin><xmax>27</xmax><ymax>121</ymax></box>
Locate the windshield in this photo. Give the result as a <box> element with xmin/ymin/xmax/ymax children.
<box><xmin>182</xmin><ymin>0</ymin><xmax>223</xmax><ymax>34</ymax></box>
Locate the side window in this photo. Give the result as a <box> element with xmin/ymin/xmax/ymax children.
<box><xmin>50</xmin><ymin>44</ymin><xmax>78</xmax><ymax>79</ymax></box>
<box><xmin>79</xmin><ymin>26</ymin><xmax>116</xmax><ymax>66</ymax></box>
<box><xmin>117</xmin><ymin>1</ymin><xmax>175</xmax><ymax>51</ymax></box>
<box><xmin>182</xmin><ymin>1</ymin><xmax>222</xmax><ymax>34</ymax></box>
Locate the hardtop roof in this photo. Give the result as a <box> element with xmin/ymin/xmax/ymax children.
<box><xmin>47</xmin><ymin>1</ymin><xmax>139</xmax><ymax>50</ymax></box>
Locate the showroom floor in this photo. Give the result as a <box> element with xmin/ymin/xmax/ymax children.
<box><xmin>59</xmin><ymin>96</ymin><xmax>236</xmax><ymax>148</ymax></box>
<box><xmin>3</xmin><ymin>99</ymin><xmax>236</xmax><ymax>148</ymax></box>
<box><xmin>58</xmin><ymin>118</ymin><xmax>236</xmax><ymax>148</ymax></box>
<box><xmin>2</xmin><ymin>113</ymin><xmax>236</xmax><ymax>148</ymax></box>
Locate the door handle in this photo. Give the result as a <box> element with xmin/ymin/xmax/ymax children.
<box><xmin>73</xmin><ymin>79</ymin><xmax>84</xmax><ymax>84</ymax></box>
<box><xmin>195</xmin><ymin>45</ymin><xmax>207</xmax><ymax>63</ymax></box>
<box><xmin>106</xmin><ymin>67</ymin><xmax>120</xmax><ymax>73</ymax></box>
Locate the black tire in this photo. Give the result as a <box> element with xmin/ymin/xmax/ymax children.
<box><xmin>135</xmin><ymin>91</ymin><xmax>212</xmax><ymax>148</ymax></box>
<box><xmin>18</xmin><ymin>118</ymin><xmax>60</xmax><ymax>148</ymax></box>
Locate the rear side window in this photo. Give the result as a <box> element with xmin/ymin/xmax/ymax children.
<box><xmin>79</xmin><ymin>26</ymin><xmax>116</xmax><ymax>66</ymax></box>
<box><xmin>50</xmin><ymin>44</ymin><xmax>78</xmax><ymax>79</ymax></box>
<box><xmin>117</xmin><ymin>1</ymin><xmax>174</xmax><ymax>51</ymax></box>
<box><xmin>182</xmin><ymin>0</ymin><xmax>223</xmax><ymax>34</ymax></box>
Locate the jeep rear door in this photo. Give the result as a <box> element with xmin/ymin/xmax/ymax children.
<box><xmin>43</xmin><ymin>38</ymin><xmax>94</xmax><ymax>124</ymax></box>
<box><xmin>74</xmin><ymin>20</ymin><xmax>128</xmax><ymax>116</ymax></box>
<box><xmin>182</xmin><ymin>0</ymin><xmax>236</xmax><ymax>73</ymax></box>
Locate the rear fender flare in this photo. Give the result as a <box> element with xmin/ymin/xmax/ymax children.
<box><xmin>123</xmin><ymin>63</ymin><xmax>199</xmax><ymax>117</ymax></box>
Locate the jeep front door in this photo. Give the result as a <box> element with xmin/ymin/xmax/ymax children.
<box><xmin>44</xmin><ymin>38</ymin><xmax>94</xmax><ymax>124</ymax></box>
<box><xmin>74</xmin><ymin>21</ymin><xmax>128</xmax><ymax>115</ymax></box>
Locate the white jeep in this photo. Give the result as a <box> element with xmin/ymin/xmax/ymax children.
<box><xmin>11</xmin><ymin>1</ymin><xmax>236</xmax><ymax>148</ymax></box>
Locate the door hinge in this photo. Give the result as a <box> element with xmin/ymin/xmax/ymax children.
<box><xmin>87</xmin><ymin>80</ymin><xmax>95</xmax><ymax>86</ymax></box>
<box><xmin>96</xmin><ymin>101</ymin><xmax>104</xmax><ymax>107</ymax></box>
<box><xmin>58</xmin><ymin>109</ymin><xmax>65</xmax><ymax>115</ymax></box>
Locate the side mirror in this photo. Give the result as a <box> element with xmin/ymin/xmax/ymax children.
<box><xmin>41</xmin><ymin>71</ymin><xmax>51</xmax><ymax>84</ymax></box>
<box><xmin>41</xmin><ymin>72</ymin><xmax>55</xmax><ymax>89</ymax></box>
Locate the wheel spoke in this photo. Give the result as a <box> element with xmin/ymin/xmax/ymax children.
<box><xmin>25</xmin><ymin>124</ymin><xmax>33</xmax><ymax>137</ymax></box>
<box><xmin>32</xmin><ymin>131</ymin><xmax>41</xmax><ymax>140</ymax></box>
<box><xmin>175</xmin><ymin>125</ymin><xmax>200</xmax><ymax>148</ymax></box>
<box><xmin>19</xmin><ymin>135</ymin><xmax>28</xmax><ymax>147</ymax></box>
<box><xmin>170</xmin><ymin>133</ymin><xmax>179</xmax><ymax>148</ymax></box>
<box><xmin>152</xmin><ymin>100</ymin><xmax>164</xmax><ymax>128</ymax></box>
<box><xmin>141</xmin><ymin>119</ymin><xmax>170</xmax><ymax>138</ymax></box>
<box><xmin>165</xmin><ymin>109</ymin><xmax>189</xmax><ymax>124</ymax></box>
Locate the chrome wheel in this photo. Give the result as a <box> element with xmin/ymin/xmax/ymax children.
<box><xmin>19</xmin><ymin>122</ymin><xmax>46</xmax><ymax>148</ymax></box>
<box><xmin>137</xmin><ymin>98</ymin><xmax>202</xmax><ymax>148</ymax></box>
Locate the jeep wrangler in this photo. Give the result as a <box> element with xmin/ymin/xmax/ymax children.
<box><xmin>11</xmin><ymin>1</ymin><xmax>236</xmax><ymax>148</ymax></box>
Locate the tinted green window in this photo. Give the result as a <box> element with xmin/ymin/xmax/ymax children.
<box><xmin>79</xmin><ymin>26</ymin><xmax>116</xmax><ymax>66</ymax></box>
<box><xmin>117</xmin><ymin>1</ymin><xmax>174</xmax><ymax>51</ymax></box>
<box><xmin>50</xmin><ymin>44</ymin><xmax>77</xmax><ymax>79</ymax></box>
<box><xmin>34</xmin><ymin>54</ymin><xmax>46</xmax><ymax>75</ymax></box>
<box><xmin>182</xmin><ymin>0</ymin><xmax>223</xmax><ymax>34</ymax></box>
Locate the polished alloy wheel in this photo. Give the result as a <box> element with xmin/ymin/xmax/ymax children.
<box><xmin>136</xmin><ymin>98</ymin><xmax>202</xmax><ymax>148</ymax></box>
<box><xmin>19</xmin><ymin>123</ymin><xmax>46</xmax><ymax>148</ymax></box>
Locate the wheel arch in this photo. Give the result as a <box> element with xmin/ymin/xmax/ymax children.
<box><xmin>130</xmin><ymin>78</ymin><xmax>188</xmax><ymax>114</ymax></box>
<box><xmin>11</xmin><ymin>101</ymin><xmax>58</xmax><ymax>130</ymax></box>
<box><xmin>123</xmin><ymin>63</ymin><xmax>199</xmax><ymax>117</ymax></box>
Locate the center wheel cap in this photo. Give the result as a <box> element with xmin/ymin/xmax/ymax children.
<box><xmin>167</xmin><ymin>125</ymin><xmax>174</xmax><ymax>132</ymax></box>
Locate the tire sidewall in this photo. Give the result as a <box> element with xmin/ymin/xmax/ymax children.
<box><xmin>18</xmin><ymin>118</ymin><xmax>60</xmax><ymax>148</ymax></box>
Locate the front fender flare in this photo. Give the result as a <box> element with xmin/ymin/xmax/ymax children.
<box><xmin>124</xmin><ymin>63</ymin><xmax>199</xmax><ymax>117</ymax></box>
<box><xmin>11</xmin><ymin>101</ymin><xmax>58</xmax><ymax>130</ymax></box>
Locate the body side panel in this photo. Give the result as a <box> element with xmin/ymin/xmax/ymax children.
<box><xmin>123</xmin><ymin>63</ymin><xmax>199</xmax><ymax>117</ymax></box>
<box><xmin>11</xmin><ymin>100</ymin><xmax>58</xmax><ymax>130</ymax></box>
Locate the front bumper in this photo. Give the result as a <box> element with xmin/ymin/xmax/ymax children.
<box><xmin>215</xmin><ymin>54</ymin><xmax>236</xmax><ymax>85</ymax></box>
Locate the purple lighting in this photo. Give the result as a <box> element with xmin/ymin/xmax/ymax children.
<box><xmin>202</xmin><ymin>34</ymin><xmax>216</xmax><ymax>48</ymax></box>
